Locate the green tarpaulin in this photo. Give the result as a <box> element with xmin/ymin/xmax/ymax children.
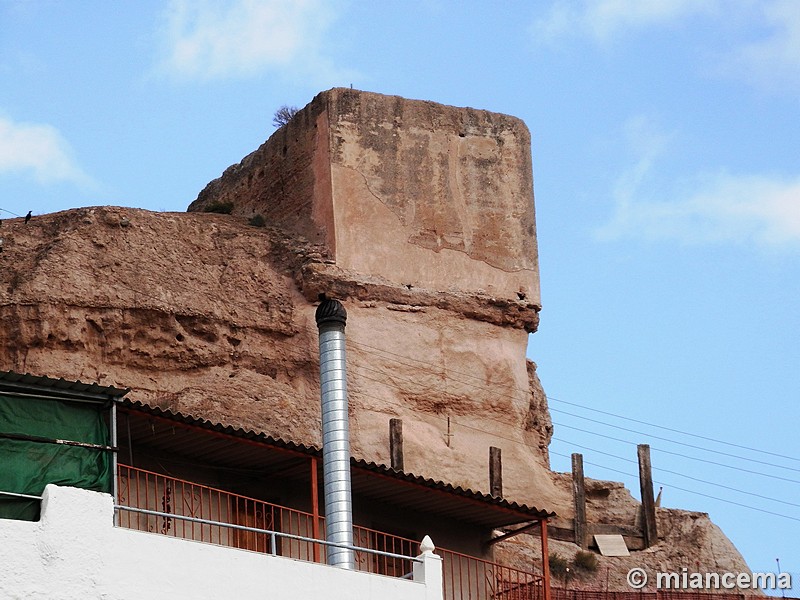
<box><xmin>0</xmin><ymin>393</ymin><xmax>111</xmax><ymax>521</ymax></box>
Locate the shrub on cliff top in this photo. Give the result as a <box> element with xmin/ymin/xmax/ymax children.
<box><xmin>573</xmin><ymin>550</ymin><xmax>598</xmax><ymax>573</ymax></box>
<box><xmin>273</xmin><ymin>105</ymin><xmax>298</xmax><ymax>128</ymax></box>
<box><xmin>202</xmin><ymin>201</ymin><xmax>234</xmax><ymax>214</ymax></box>
<box><xmin>248</xmin><ymin>214</ymin><xmax>266</xmax><ymax>227</ymax></box>
<box><xmin>549</xmin><ymin>553</ymin><xmax>570</xmax><ymax>579</ymax></box>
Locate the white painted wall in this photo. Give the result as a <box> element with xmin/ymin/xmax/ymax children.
<box><xmin>0</xmin><ymin>485</ymin><xmax>443</xmax><ymax>600</ymax></box>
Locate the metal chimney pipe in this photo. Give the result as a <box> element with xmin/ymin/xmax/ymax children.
<box><xmin>315</xmin><ymin>297</ymin><xmax>355</xmax><ymax>569</ymax></box>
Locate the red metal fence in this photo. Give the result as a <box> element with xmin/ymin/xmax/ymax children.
<box><xmin>118</xmin><ymin>466</ymin><xmax>789</xmax><ymax>600</ymax></box>
<box><xmin>440</xmin><ymin>545</ymin><xmax>543</xmax><ymax>600</ymax></box>
<box><xmin>116</xmin><ymin>464</ymin><xmax>544</xmax><ymax>600</ymax></box>
<box><xmin>551</xmin><ymin>591</ymin><xmax>798</xmax><ymax>600</ymax></box>
<box><xmin>117</xmin><ymin>464</ymin><xmax>320</xmax><ymax>560</ymax></box>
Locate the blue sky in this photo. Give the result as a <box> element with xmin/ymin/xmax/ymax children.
<box><xmin>1</xmin><ymin>0</ymin><xmax>798</xmax><ymax>587</ymax></box>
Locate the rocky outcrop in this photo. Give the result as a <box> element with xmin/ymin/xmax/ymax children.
<box><xmin>496</xmin><ymin>503</ymin><xmax>753</xmax><ymax>593</ymax></box>
<box><xmin>1</xmin><ymin>208</ymin><xmax>319</xmax><ymax>439</ymax></box>
<box><xmin>0</xmin><ymin>205</ymin><xmax>562</xmax><ymax>508</ymax></box>
<box><xmin>526</xmin><ymin>360</ymin><xmax>553</xmax><ymax>461</ymax></box>
<box><xmin>0</xmin><ymin>88</ymin><xmax>752</xmax><ymax>590</ymax></box>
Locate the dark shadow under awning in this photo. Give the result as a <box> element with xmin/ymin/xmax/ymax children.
<box><xmin>119</xmin><ymin>400</ymin><xmax>554</xmax><ymax>529</ymax></box>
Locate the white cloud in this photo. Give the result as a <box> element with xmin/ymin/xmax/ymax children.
<box><xmin>735</xmin><ymin>0</ymin><xmax>800</xmax><ymax>90</ymax></box>
<box><xmin>0</xmin><ymin>116</ymin><xmax>92</xmax><ymax>186</ymax></box>
<box><xmin>603</xmin><ymin>173</ymin><xmax>800</xmax><ymax>247</ymax></box>
<box><xmin>533</xmin><ymin>0</ymin><xmax>800</xmax><ymax>91</ymax></box>
<box><xmin>598</xmin><ymin>117</ymin><xmax>800</xmax><ymax>248</ymax></box>
<box><xmin>532</xmin><ymin>0</ymin><xmax>720</xmax><ymax>43</ymax></box>
<box><xmin>157</xmin><ymin>0</ymin><xmax>347</xmax><ymax>83</ymax></box>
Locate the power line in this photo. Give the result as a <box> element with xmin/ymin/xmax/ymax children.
<box><xmin>552</xmin><ymin>437</ymin><xmax>800</xmax><ymax>509</ymax></box>
<box><xmin>548</xmin><ymin>449</ymin><xmax>800</xmax><ymax>523</ymax></box>
<box><xmin>325</xmin><ymin>358</ymin><xmax>800</xmax><ymax>520</ymax></box>
<box><xmin>338</xmin><ymin>334</ymin><xmax>799</xmax><ymax>471</ymax></box>
<box><xmin>547</xmin><ymin>394</ymin><xmax>800</xmax><ymax>465</ymax></box>
<box><xmin>353</xmin><ymin>363</ymin><xmax>800</xmax><ymax>514</ymax></box>
<box><xmin>554</xmin><ymin>421</ymin><xmax>800</xmax><ymax>485</ymax></box>
<box><xmin>340</xmin><ymin>336</ymin><xmax>799</xmax><ymax>473</ymax></box>
<box><xmin>349</xmin><ymin>340</ymin><xmax>800</xmax><ymax>477</ymax></box>
<box><xmin>352</xmin><ymin>357</ymin><xmax>800</xmax><ymax>512</ymax></box>
<box><xmin>551</xmin><ymin>407</ymin><xmax>800</xmax><ymax>474</ymax></box>
<box><xmin>354</xmin><ymin>360</ymin><xmax>800</xmax><ymax>487</ymax></box>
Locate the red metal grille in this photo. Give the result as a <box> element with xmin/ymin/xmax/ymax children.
<box><xmin>440</xmin><ymin>546</ymin><xmax>544</xmax><ymax>600</ymax></box>
<box><xmin>116</xmin><ymin>464</ymin><xmax>545</xmax><ymax>599</ymax></box>
<box><xmin>117</xmin><ymin>464</ymin><xmax>320</xmax><ymax>561</ymax></box>
<box><xmin>551</xmin><ymin>591</ymin><xmax>799</xmax><ymax>600</ymax></box>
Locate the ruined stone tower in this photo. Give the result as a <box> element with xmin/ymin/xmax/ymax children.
<box><xmin>190</xmin><ymin>88</ymin><xmax>541</xmax><ymax>330</ymax></box>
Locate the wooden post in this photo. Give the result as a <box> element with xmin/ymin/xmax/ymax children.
<box><xmin>541</xmin><ymin>518</ymin><xmax>552</xmax><ymax>600</ymax></box>
<box><xmin>390</xmin><ymin>418</ymin><xmax>404</xmax><ymax>471</ymax></box>
<box><xmin>310</xmin><ymin>456</ymin><xmax>321</xmax><ymax>562</ymax></box>
<box><xmin>571</xmin><ymin>452</ymin><xmax>587</xmax><ymax>549</ymax></box>
<box><xmin>637</xmin><ymin>444</ymin><xmax>658</xmax><ymax>547</ymax></box>
<box><xmin>489</xmin><ymin>446</ymin><xmax>502</xmax><ymax>497</ymax></box>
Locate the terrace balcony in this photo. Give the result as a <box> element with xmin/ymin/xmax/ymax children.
<box><xmin>0</xmin><ymin>371</ymin><xmax>553</xmax><ymax>600</ymax></box>
<box><xmin>117</xmin><ymin>463</ymin><xmax>546</xmax><ymax>600</ymax></box>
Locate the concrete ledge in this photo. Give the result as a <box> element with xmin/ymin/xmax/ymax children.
<box><xmin>0</xmin><ymin>485</ymin><xmax>443</xmax><ymax>600</ymax></box>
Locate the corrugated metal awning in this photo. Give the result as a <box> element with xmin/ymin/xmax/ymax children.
<box><xmin>119</xmin><ymin>400</ymin><xmax>555</xmax><ymax>528</ymax></box>
<box><xmin>0</xmin><ymin>370</ymin><xmax>129</xmax><ymax>401</ymax></box>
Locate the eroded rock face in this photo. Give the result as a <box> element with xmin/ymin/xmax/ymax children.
<box><xmin>495</xmin><ymin>504</ymin><xmax>753</xmax><ymax>594</ymax></box>
<box><xmin>0</xmin><ymin>89</ymin><xmax>751</xmax><ymax>589</ymax></box>
<box><xmin>527</xmin><ymin>360</ymin><xmax>553</xmax><ymax>462</ymax></box>
<box><xmin>0</xmin><ymin>208</ymin><xmax>320</xmax><ymax>439</ymax></box>
<box><xmin>0</xmin><ymin>206</ymin><xmax>562</xmax><ymax>508</ymax></box>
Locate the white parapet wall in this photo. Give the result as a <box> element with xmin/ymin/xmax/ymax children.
<box><xmin>0</xmin><ymin>485</ymin><xmax>443</xmax><ymax>600</ymax></box>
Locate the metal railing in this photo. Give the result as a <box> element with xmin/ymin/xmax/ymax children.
<box><xmin>440</xmin><ymin>545</ymin><xmax>543</xmax><ymax>600</ymax></box>
<box><xmin>0</xmin><ymin>490</ymin><xmax>42</xmax><ymax>501</ymax></box>
<box><xmin>116</xmin><ymin>503</ymin><xmax>421</xmax><ymax>569</ymax></box>
<box><xmin>551</xmin><ymin>590</ymin><xmax>799</xmax><ymax>600</ymax></box>
<box><xmin>116</xmin><ymin>465</ymin><xmax>545</xmax><ymax>599</ymax></box>
<box><xmin>116</xmin><ymin>464</ymin><xmax>322</xmax><ymax>561</ymax></box>
<box><xmin>353</xmin><ymin>522</ymin><xmax>420</xmax><ymax>578</ymax></box>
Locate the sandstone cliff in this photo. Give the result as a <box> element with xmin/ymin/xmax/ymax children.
<box><xmin>0</xmin><ymin>205</ymin><xmax>560</xmax><ymax>508</ymax></box>
<box><xmin>0</xmin><ymin>88</ymin><xmax>752</xmax><ymax>589</ymax></box>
